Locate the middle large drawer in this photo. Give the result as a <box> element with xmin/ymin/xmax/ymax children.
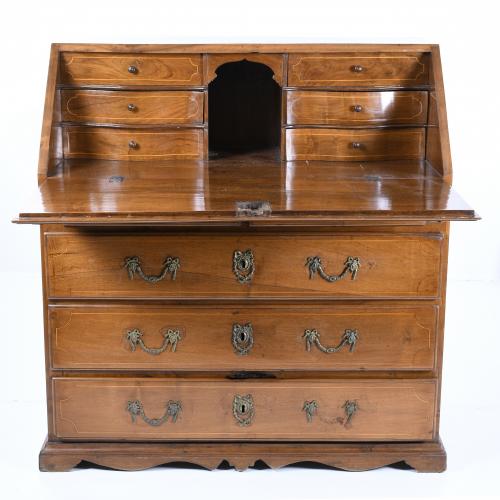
<box><xmin>45</xmin><ymin>233</ymin><xmax>442</xmax><ymax>299</ymax></box>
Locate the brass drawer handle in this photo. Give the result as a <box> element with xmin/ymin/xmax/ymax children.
<box><xmin>303</xmin><ymin>328</ymin><xmax>358</xmax><ymax>354</ymax></box>
<box><xmin>351</xmin><ymin>142</ymin><xmax>362</xmax><ymax>149</ymax></box>
<box><xmin>306</xmin><ymin>256</ymin><xmax>360</xmax><ymax>282</ymax></box>
<box><xmin>123</xmin><ymin>256</ymin><xmax>180</xmax><ymax>282</ymax></box>
<box><xmin>127</xmin><ymin>103</ymin><xmax>137</xmax><ymax>112</ymax></box>
<box><xmin>233</xmin><ymin>249</ymin><xmax>255</xmax><ymax>284</ymax></box>
<box><xmin>128</xmin><ymin>140</ymin><xmax>139</xmax><ymax>149</ymax></box>
<box><xmin>343</xmin><ymin>400</ymin><xmax>358</xmax><ymax>425</ymax></box>
<box><xmin>233</xmin><ymin>394</ymin><xmax>254</xmax><ymax>426</ymax></box>
<box><xmin>128</xmin><ymin>65</ymin><xmax>138</xmax><ymax>74</ymax></box>
<box><xmin>232</xmin><ymin>323</ymin><xmax>254</xmax><ymax>355</ymax></box>
<box><xmin>352</xmin><ymin>104</ymin><xmax>363</xmax><ymax>112</ymax></box>
<box><xmin>351</xmin><ymin>64</ymin><xmax>364</xmax><ymax>73</ymax></box>
<box><xmin>303</xmin><ymin>400</ymin><xmax>318</xmax><ymax>423</ymax></box>
<box><xmin>127</xmin><ymin>328</ymin><xmax>181</xmax><ymax>354</ymax></box>
<box><xmin>126</xmin><ymin>399</ymin><xmax>182</xmax><ymax>426</ymax></box>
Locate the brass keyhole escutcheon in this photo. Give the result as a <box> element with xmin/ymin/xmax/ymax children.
<box><xmin>233</xmin><ymin>249</ymin><xmax>255</xmax><ymax>284</ymax></box>
<box><xmin>232</xmin><ymin>323</ymin><xmax>253</xmax><ymax>356</ymax></box>
<box><xmin>232</xmin><ymin>394</ymin><xmax>255</xmax><ymax>426</ymax></box>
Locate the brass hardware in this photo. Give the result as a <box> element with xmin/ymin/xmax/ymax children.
<box><xmin>127</xmin><ymin>103</ymin><xmax>137</xmax><ymax>112</ymax></box>
<box><xmin>128</xmin><ymin>65</ymin><xmax>138</xmax><ymax>74</ymax></box>
<box><xmin>232</xmin><ymin>394</ymin><xmax>255</xmax><ymax>426</ymax></box>
<box><xmin>123</xmin><ymin>256</ymin><xmax>180</xmax><ymax>282</ymax></box>
<box><xmin>352</xmin><ymin>65</ymin><xmax>364</xmax><ymax>72</ymax></box>
<box><xmin>352</xmin><ymin>142</ymin><xmax>362</xmax><ymax>149</ymax></box>
<box><xmin>303</xmin><ymin>400</ymin><xmax>318</xmax><ymax>423</ymax></box>
<box><xmin>303</xmin><ymin>328</ymin><xmax>358</xmax><ymax>354</ymax></box>
<box><xmin>352</xmin><ymin>104</ymin><xmax>363</xmax><ymax>112</ymax></box>
<box><xmin>108</xmin><ymin>175</ymin><xmax>124</xmax><ymax>183</ymax></box>
<box><xmin>128</xmin><ymin>140</ymin><xmax>138</xmax><ymax>149</ymax></box>
<box><xmin>126</xmin><ymin>399</ymin><xmax>182</xmax><ymax>426</ymax></box>
<box><xmin>127</xmin><ymin>328</ymin><xmax>182</xmax><ymax>354</ymax></box>
<box><xmin>236</xmin><ymin>201</ymin><xmax>272</xmax><ymax>217</ymax></box>
<box><xmin>233</xmin><ymin>249</ymin><xmax>255</xmax><ymax>284</ymax></box>
<box><xmin>343</xmin><ymin>400</ymin><xmax>358</xmax><ymax>425</ymax></box>
<box><xmin>306</xmin><ymin>256</ymin><xmax>360</xmax><ymax>282</ymax></box>
<box><xmin>232</xmin><ymin>323</ymin><xmax>254</xmax><ymax>356</ymax></box>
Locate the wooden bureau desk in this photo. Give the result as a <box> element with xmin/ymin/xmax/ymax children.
<box><xmin>15</xmin><ymin>43</ymin><xmax>478</xmax><ymax>472</ymax></box>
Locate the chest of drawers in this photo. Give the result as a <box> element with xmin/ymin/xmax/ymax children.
<box><xmin>15</xmin><ymin>43</ymin><xmax>477</xmax><ymax>472</ymax></box>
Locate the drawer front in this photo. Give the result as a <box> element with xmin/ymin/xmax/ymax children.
<box><xmin>63</xmin><ymin>127</ymin><xmax>204</xmax><ymax>160</ymax></box>
<box><xmin>50</xmin><ymin>305</ymin><xmax>437</xmax><ymax>371</ymax></box>
<box><xmin>45</xmin><ymin>233</ymin><xmax>442</xmax><ymax>299</ymax></box>
<box><xmin>61</xmin><ymin>90</ymin><xmax>204</xmax><ymax>125</ymax></box>
<box><xmin>285</xmin><ymin>128</ymin><xmax>425</xmax><ymax>161</ymax></box>
<box><xmin>286</xmin><ymin>91</ymin><xmax>428</xmax><ymax>126</ymax></box>
<box><xmin>53</xmin><ymin>378</ymin><xmax>437</xmax><ymax>441</ymax></box>
<box><xmin>60</xmin><ymin>53</ymin><xmax>203</xmax><ymax>86</ymax></box>
<box><xmin>288</xmin><ymin>53</ymin><xmax>429</xmax><ymax>87</ymax></box>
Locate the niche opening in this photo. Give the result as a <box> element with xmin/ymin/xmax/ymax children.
<box><xmin>208</xmin><ymin>60</ymin><xmax>281</xmax><ymax>157</ymax></box>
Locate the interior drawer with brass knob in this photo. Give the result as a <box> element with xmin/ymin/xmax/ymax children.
<box><xmin>60</xmin><ymin>53</ymin><xmax>203</xmax><ymax>86</ymax></box>
<box><xmin>49</xmin><ymin>304</ymin><xmax>438</xmax><ymax>371</ymax></box>
<box><xmin>44</xmin><ymin>232</ymin><xmax>442</xmax><ymax>299</ymax></box>
<box><xmin>63</xmin><ymin>126</ymin><xmax>205</xmax><ymax>160</ymax></box>
<box><xmin>286</xmin><ymin>90</ymin><xmax>428</xmax><ymax>126</ymax></box>
<box><xmin>61</xmin><ymin>90</ymin><xmax>205</xmax><ymax>125</ymax></box>
<box><xmin>285</xmin><ymin>127</ymin><xmax>425</xmax><ymax>161</ymax></box>
<box><xmin>52</xmin><ymin>377</ymin><xmax>437</xmax><ymax>441</ymax></box>
<box><xmin>287</xmin><ymin>53</ymin><xmax>429</xmax><ymax>87</ymax></box>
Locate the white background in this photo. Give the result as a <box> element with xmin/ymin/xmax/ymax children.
<box><xmin>1</xmin><ymin>0</ymin><xmax>499</xmax><ymax>499</ymax></box>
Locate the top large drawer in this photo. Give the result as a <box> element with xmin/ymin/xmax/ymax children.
<box><xmin>60</xmin><ymin>53</ymin><xmax>203</xmax><ymax>86</ymax></box>
<box><xmin>288</xmin><ymin>53</ymin><xmax>429</xmax><ymax>87</ymax></box>
<box><xmin>45</xmin><ymin>233</ymin><xmax>442</xmax><ymax>299</ymax></box>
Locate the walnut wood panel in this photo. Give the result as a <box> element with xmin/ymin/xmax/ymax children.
<box><xmin>61</xmin><ymin>90</ymin><xmax>204</xmax><ymax>125</ymax></box>
<box><xmin>288</xmin><ymin>53</ymin><xmax>429</xmax><ymax>87</ymax></box>
<box><xmin>285</xmin><ymin>128</ymin><xmax>425</xmax><ymax>161</ymax></box>
<box><xmin>286</xmin><ymin>91</ymin><xmax>428</xmax><ymax>126</ymax></box>
<box><xmin>39</xmin><ymin>439</ymin><xmax>446</xmax><ymax>472</ymax></box>
<box><xmin>53</xmin><ymin>378</ymin><xmax>437</xmax><ymax>441</ymax></box>
<box><xmin>63</xmin><ymin>127</ymin><xmax>204</xmax><ymax>160</ymax></box>
<box><xmin>45</xmin><ymin>233</ymin><xmax>442</xmax><ymax>299</ymax></box>
<box><xmin>60</xmin><ymin>53</ymin><xmax>203</xmax><ymax>86</ymax></box>
<box><xmin>205</xmin><ymin>54</ymin><xmax>284</xmax><ymax>86</ymax></box>
<box><xmin>49</xmin><ymin>304</ymin><xmax>437</xmax><ymax>371</ymax></box>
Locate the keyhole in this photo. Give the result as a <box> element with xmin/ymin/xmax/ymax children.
<box><xmin>239</xmin><ymin>331</ymin><xmax>246</xmax><ymax>342</ymax></box>
<box><xmin>239</xmin><ymin>259</ymin><xmax>248</xmax><ymax>270</ymax></box>
<box><xmin>241</xmin><ymin>404</ymin><xmax>246</xmax><ymax>413</ymax></box>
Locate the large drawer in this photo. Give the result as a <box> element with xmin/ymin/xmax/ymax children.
<box><xmin>286</xmin><ymin>90</ymin><xmax>428</xmax><ymax>126</ymax></box>
<box><xmin>53</xmin><ymin>378</ymin><xmax>437</xmax><ymax>441</ymax></box>
<box><xmin>61</xmin><ymin>90</ymin><xmax>204</xmax><ymax>125</ymax></box>
<box><xmin>288</xmin><ymin>53</ymin><xmax>429</xmax><ymax>87</ymax></box>
<box><xmin>49</xmin><ymin>305</ymin><xmax>437</xmax><ymax>371</ymax></box>
<box><xmin>63</xmin><ymin>126</ymin><xmax>205</xmax><ymax>160</ymax></box>
<box><xmin>45</xmin><ymin>233</ymin><xmax>442</xmax><ymax>299</ymax></box>
<box><xmin>285</xmin><ymin>128</ymin><xmax>425</xmax><ymax>161</ymax></box>
<box><xmin>60</xmin><ymin>53</ymin><xmax>203</xmax><ymax>86</ymax></box>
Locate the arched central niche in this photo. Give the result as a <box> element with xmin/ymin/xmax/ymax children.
<box><xmin>208</xmin><ymin>60</ymin><xmax>281</xmax><ymax>157</ymax></box>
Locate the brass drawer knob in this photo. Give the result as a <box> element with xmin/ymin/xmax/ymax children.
<box><xmin>233</xmin><ymin>249</ymin><xmax>255</xmax><ymax>284</ymax></box>
<box><xmin>128</xmin><ymin>65</ymin><xmax>138</xmax><ymax>74</ymax></box>
<box><xmin>128</xmin><ymin>140</ymin><xmax>138</xmax><ymax>149</ymax></box>
<box><xmin>352</xmin><ymin>142</ymin><xmax>362</xmax><ymax>149</ymax></box>
<box><xmin>127</xmin><ymin>328</ymin><xmax>181</xmax><ymax>354</ymax></box>
<box><xmin>306</xmin><ymin>255</ymin><xmax>360</xmax><ymax>282</ymax></box>
<box><xmin>351</xmin><ymin>64</ymin><xmax>364</xmax><ymax>73</ymax></box>
<box><xmin>303</xmin><ymin>328</ymin><xmax>358</xmax><ymax>354</ymax></box>
<box><xmin>303</xmin><ymin>400</ymin><xmax>318</xmax><ymax>423</ymax></box>
<box><xmin>127</xmin><ymin>103</ymin><xmax>137</xmax><ymax>112</ymax></box>
<box><xmin>343</xmin><ymin>400</ymin><xmax>358</xmax><ymax>425</ymax></box>
<box><xmin>127</xmin><ymin>399</ymin><xmax>182</xmax><ymax>426</ymax></box>
<box><xmin>352</xmin><ymin>104</ymin><xmax>363</xmax><ymax>112</ymax></box>
<box><xmin>232</xmin><ymin>394</ymin><xmax>255</xmax><ymax>426</ymax></box>
<box><xmin>232</xmin><ymin>323</ymin><xmax>254</xmax><ymax>355</ymax></box>
<box><xmin>123</xmin><ymin>256</ymin><xmax>180</xmax><ymax>282</ymax></box>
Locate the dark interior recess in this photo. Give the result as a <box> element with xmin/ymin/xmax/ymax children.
<box><xmin>208</xmin><ymin>60</ymin><xmax>281</xmax><ymax>156</ymax></box>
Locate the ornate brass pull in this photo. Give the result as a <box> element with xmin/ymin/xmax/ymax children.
<box><xmin>303</xmin><ymin>400</ymin><xmax>318</xmax><ymax>423</ymax></box>
<box><xmin>126</xmin><ymin>399</ymin><xmax>182</xmax><ymax>426</ymax></box>
<box><xmin>233</xmin><ymin>249</ymin><xmax>255</xmax><ymax>284</ymax></box>
<box><xmin>303</xmin><ymin>328</ymin><xmax>358</xmax><ymax>354</ymax></box>
<box><xmin>306</xmin><ymin>256</ymin><xmax>360</xmax><ymax>282</ymax></box>
<box><xmin>127</xmin><ymin>328</ymin><xmax>181</xmax><ymax>354</ymax></box>
<box><xmin>232</xmin><ymin>394</ymin><xmax>254</xmax><ymax>426</ymax></box>
<box><xmin>128</xmin><ymin>65</ymin><xmax>138</xmax><ymax>74</ymax></box>
<box><xmin>232</xmin><ymin>323</ymin><xmax>254</xmax><ymax>356</ymax></box>
<box><xmin>123</xmin><ymin>256</ymin><xmax>180</xmax><ymax>282</ymax></box>
<box><xmin>343</xmin><ymin>400</ymin><xmax>358</xmax><ymax>425</ymax></box>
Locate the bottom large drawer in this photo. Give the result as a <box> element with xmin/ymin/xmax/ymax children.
<box><xmin>53</xmin><ymin>378</ymin><xmax>436</xmax><ymax>441</ymax></box>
